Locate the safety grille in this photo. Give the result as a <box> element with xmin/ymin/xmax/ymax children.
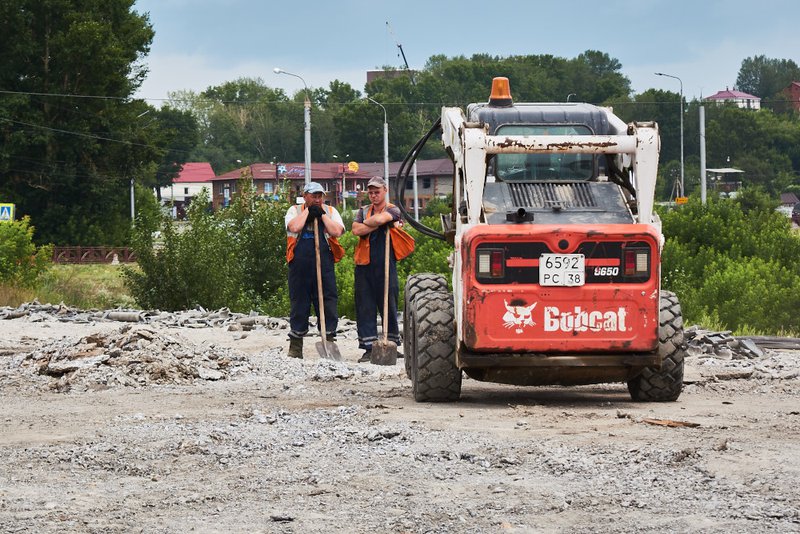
<box><xmin>508</xmin><ymin>182</ymin><xmax>597</xmax><ymax>209</ymax></box>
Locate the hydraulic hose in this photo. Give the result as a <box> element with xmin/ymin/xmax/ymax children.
<box><xmin>394</xmin><ymin>118</ymin><xmax>447</xmax><ymax>241</ymax></box>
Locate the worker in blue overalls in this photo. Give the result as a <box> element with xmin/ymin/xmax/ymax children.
<box><xmin>351</xmin><ymin>176</ymin><xmax>403</xmax><ymax>362</ymax></box>
<box><xmin>284</xmin><ymin>182</ymin><xmax>345</xmax><ymax>358</ymax></box>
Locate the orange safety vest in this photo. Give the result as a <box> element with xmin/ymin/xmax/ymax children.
<box><xmin>286</xmin><ymin>204</ymin><xmax>345</xmax><ymax>264</ymax></box>
<box><xmin>354</xmin><ymin>203</ymin><xmax>415</xmax><ymax>265</ymax></box>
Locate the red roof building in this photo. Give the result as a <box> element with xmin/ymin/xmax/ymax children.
<box><xmin>705</xmin><ymin>88</ymin><xmax>761</xmax><ymax>110</ymax></box>
<box><xmin>158</xmin><ymin>162</ymin><xmax>216</xmax><ymax>218</ymax></box>
<box><xmin>782</xmin><ymin>81</ymin><xmax>800</xmax><ymax>112</ymax></box>
<box><xmin>209</xmin><ymin>159</ymin><xmax>454</xmax><ymax>212</ymax></box>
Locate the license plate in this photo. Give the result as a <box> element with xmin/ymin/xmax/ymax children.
<box><xmin>539</xmin><ymin>254</ymin><xmax>585</xmax><ymax>286</ymax></box>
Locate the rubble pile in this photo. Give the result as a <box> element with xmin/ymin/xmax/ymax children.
<box><xmin>0</xmin><ymin>301</ymin><xmax>291</xmax><ymax>331</ymax></box>
<box><xmin>19</xmin><ymin>324</ymin><xmax>253</xmax><ymax>391</ymax></box>
<box><xmin>685</xmin><ymin>326</ymin><xmax>800</xmax><ymax>382</ymax></box>
<box><xmin>685</xmin><ymin>327</ymin><xmax>765</xmax><ymax>359</ymax></box>
<box><xmin>0</xmin><ymin>300</ymin><xmax>363</xmax><ymax>337</ymax></box>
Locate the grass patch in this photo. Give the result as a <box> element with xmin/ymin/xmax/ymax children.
<box><xmin>0</xmin><ymin>264</ymin><xmax>137</xmax><ymax>310</ymax></box>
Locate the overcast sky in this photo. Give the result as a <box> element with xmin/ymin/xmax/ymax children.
<box><xmin>132</xmin><ymin>0</ymin><xmax>800</xmax><ymax>104</ymax></box>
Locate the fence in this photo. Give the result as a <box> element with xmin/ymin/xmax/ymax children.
<box><xmin>52</xmin><ymin>246</ymin><xmax>137</xmax><ymax>264</ymax></box>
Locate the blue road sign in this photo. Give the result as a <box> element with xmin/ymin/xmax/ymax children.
<box><xmin>0</xmin><ymin>203</ymin><xmax>14</xmax><ymax>222</ymax></box>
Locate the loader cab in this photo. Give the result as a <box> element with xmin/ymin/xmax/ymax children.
<box><xmin>466</xmin><ymin>78</ymin><xmax>620</xmax><ymax>184</ymax></box>
<box><xmin>493</xmin><ymin>124</ymin><xmax>595</xmax><ymax>182</ymax></box>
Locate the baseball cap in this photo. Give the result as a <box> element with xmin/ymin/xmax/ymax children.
<box><xmin>303</xmin><ymin>181</ymin><xmax>325</xmax><ymax>194</ymax></box>
<box><xmin>367</xmin><ymin>176</ymin><xmax>386</xmax><ymax>189</ymax></box>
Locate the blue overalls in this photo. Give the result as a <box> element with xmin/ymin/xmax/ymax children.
<box><xmin>288</xmin><ymin>218</ymin><xmax>338</xmax><ymax>339</ymax></box>
<box><xmin>355</xmin><ymin>224</ymin><xmax>400</xmax><ymax>351</ymax></box>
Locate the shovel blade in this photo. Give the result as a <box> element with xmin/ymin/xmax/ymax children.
<box><xmin>370</xmin><ymin>340</ymin><xmax>398</xmax><ymax>366</ymax></box>
<box><xmin>315</xmin><ymin>340</ymin><xmax>342</xmax><ymax>361</ymax></box>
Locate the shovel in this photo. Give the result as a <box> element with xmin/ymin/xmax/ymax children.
<box><xmin>313</xmin><ymin>220</ymin><xmax>342</xmax><ymax>361</ymax></box>
<box><xmin>371</xmin><ymin>226</ymin><xmax>398</xmax><ymax>365</ymax></box>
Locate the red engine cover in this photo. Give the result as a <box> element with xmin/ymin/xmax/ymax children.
<box><xmin>461</xmin><ymin>224</ymin><xmax>661</xmax><ymax>353</ymax></box>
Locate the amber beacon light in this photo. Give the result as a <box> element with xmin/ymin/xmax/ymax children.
<box><xmin>488</xmin><ymin>77</ymin><xmax>513</xmax><ymax>107</ymax></box>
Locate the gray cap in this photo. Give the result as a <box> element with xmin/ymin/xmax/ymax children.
<box><xmin>303</xmin><ymin>181</ymin><xmax>324</xmax><ymax>194</ymax></box>
<box><xmin>367</xmin><ymin>176</ymin><xmax>386</xmax><ymax>189</ymax></box>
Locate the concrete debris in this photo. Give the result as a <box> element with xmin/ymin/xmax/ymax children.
<box><xmin>0</xmin><ymin>300</ymin><xmax>291</xmax><ymax>331</ymax></box>
<box><xmin>685</xmin><ymin>326</ymin><xmax>800</xmax><ymax>382</ymax></box>
<box><xmin>21</xmin><ymin>324</ymin><xmax>253</xmax><ymax>392</ymax></box>
<box><xmin>685</xmin><ymin>327</ymin><xmax>765</xmax><ymax>359</ymax></box>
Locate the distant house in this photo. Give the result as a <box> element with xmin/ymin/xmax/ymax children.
<box><xmin>158</xmin><ymin>162</ymin><xmax>215</xmax><ymax>218</ymax></box>
<box><xmin>705</xmin><ymin>88</ymin><xmax>761</xmax><ymax>110</ymax></box>
<box><xmin>782</xmin><ymin>81</ymin><xmax>800</xmax><ymax>111</ymax></box>
<box><xmin>778</xmin><ymin>192</ymin><xmax>800</xmax><ymax>218</ymax></box>
<box><xmin>209</xmin><ymin>159</ymin><xmax>454</xmax><ymax>212</ymax></box>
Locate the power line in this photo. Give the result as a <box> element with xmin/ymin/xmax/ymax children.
<box><xmin>0</xmin><ymin>116</ymin><xmax>158</xmax><ymax>149</ymax></box>
<box><xmin>0</xmin><ymin>89</ymin><xmax>162</xmax><ymax>102</ymax></box>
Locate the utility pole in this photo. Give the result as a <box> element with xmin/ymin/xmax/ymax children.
<box><xmin>655</xmin><ymin>72</ymin><xmax>684</xmax><ymax>197</ymax></box>
<box><xmin>274</xmin><ymin>68</ymin><xmax>312</xmax><ymax>184</ymax></box>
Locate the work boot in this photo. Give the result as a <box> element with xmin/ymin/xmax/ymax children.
<box><xmin>287</xmin><ymin>337</ymin><xmax>303</xmax><ymax>359</ymax></box>
<box><xmin>358</xmin><ymin>349</ymin><xmax>372</xmax><ymax>363</ymax></box>
<box><xmin>326</xmin><ymin>334</ymin><xmax>336</xmax><ymax>342</ymax></box>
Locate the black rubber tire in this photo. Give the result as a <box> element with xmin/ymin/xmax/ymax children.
<box><xmin>403</xmin><ymin>274</ymin><xmax>447</xmax><ymax>379</ymax></box>
<box><xmin>411</xmin><ymin>290</ymin><xmax>461</xmax><ymax>402</ymax></box>
<box><xmin>627</xmin><ymin>290</ymin><xmax>685</xmax><ymax>402</ymax></box>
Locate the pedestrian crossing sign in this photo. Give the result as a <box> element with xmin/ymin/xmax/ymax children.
<box><xmin>0</xmin><ymin>203</ymin><xmax>15</xmax><ymax>222</ymax></box>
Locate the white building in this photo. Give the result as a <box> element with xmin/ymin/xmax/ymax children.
<box><xmin>705</xmin><ymin>88</ymin><xmax>761</xmax><ymax>110</ymax></box>
<box><xmin>158</xmin><ymin>162</ymin><xmax>215</xmax><ymax>218</ymax></box>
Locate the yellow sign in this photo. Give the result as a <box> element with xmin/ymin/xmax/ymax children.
<box><xmin>347</xmin><ymin>161</ymin><xmax>359</xmax><ymax>173</ymax></box>
<box><xmin>675</xmin><ymin>197</ymin><xmax>688</xmax><ymax>205</ymax></box>
<box><xmin>0</xmin><ymin>203</ymin><xmax>14</xmax><ymax>222</ymax></box>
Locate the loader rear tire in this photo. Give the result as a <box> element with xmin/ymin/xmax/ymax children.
<box><xmin>627</xmin><ymin>291</ymin><xmax>685</xmax><ymax>402</ymax></box>
<box><xmin>411</xmin><ymin>291</ymin><xmax>461</xmax><ymax>402</ymax></box>
<box><xmin>403</xmin><ymin>274</ymin><xmax>447</xmax><ymax>379</ymax></box>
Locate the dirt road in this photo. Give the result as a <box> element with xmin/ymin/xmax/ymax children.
<box><xmin>1</xmin><ymin>310</ymin><xmax>798</xmax><ymax>533</ymax></box>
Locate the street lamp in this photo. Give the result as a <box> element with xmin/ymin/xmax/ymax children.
<box><xmin>655</xmin><ymin>72</ymin><xmax>684</xmax><ymax>197</ymax></box>
<box><xmin>333</xmin><ymin>153</ymin><xmax>350</xmax><ymax>210</ymax></box>
<box><xmin>366</xmin><ymin>96</ymin><xmax>389</xmax><ymax>201</ymax></box>
<box><xmin>274</xmin><ymin>67</ymin><xmax>311</xmax><ymax>184</ymax></box>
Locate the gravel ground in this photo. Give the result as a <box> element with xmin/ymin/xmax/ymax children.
<box><xmin>0</xmin><ymin>305</ymin><xmax>799</xmax><ymax>533</ymax></box>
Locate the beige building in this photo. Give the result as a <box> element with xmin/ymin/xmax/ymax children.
<box><xmin>209</xmin><ymin>159</ymin><xmax>454</xmax><ymax>212</ymax></box>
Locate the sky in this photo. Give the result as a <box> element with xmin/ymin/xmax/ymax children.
<box><xmin>132</xmin><ymin>0</ymin><xmax>800</xmax><ymax>104</ymax></box>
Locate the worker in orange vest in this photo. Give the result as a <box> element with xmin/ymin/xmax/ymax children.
<box><xmin>284</xmin><ymin>182</ymin><xmax>345</xmax><ymax>358</ymax></box>
<box><xmin>351</xmin><ymin>176</ymin><xmax>403</xmax><ymax>362</ymax></box>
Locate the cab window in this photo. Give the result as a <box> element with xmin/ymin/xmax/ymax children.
<box><xmin>494</xmin><ymin>125</ymin><xmax>594</xmax><ymax>182</ymax></box>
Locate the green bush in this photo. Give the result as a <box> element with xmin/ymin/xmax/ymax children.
<box><xmin>0</xmin><ymin>217</ymin><xmax>52</xmax><ymax>287</ymax></box>
<box><xmin>124</xmin><ymin>183</ymin><xmax>290</xmax><ymax>312</ymax></box>
<box><xmin>661</xmin><ymin>190</ymin><xmax>800</xmax><ymax>334</ymax></box>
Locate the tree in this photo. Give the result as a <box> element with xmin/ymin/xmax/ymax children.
<box><xmin>0</xmin><ymin>0</ymin><xmax>157</xmax><ymax>245</ymax></box>
<box><xmin>735</xmin><ymin>55</ymin><xmax>800</xmax><ymax>99</ymax></box>
<box><xmin>150</xmin><ymin>107</ymin><xmax>200</xmax><ymax>197</ymax></box>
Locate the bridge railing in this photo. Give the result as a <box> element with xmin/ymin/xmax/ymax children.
<box><xmin>52</xmin><ymin>247</ymin><xmax>137</xmax><ymax>264</ymax></box>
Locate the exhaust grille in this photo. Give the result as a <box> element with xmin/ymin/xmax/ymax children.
<box><xmin>508</xmin><ymin>182</ymin><xmax>598</xmax><ymax>209</ymax></box>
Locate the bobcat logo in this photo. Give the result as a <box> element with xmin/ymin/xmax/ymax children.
<box><xmin>502</xmin><ymin>300</ymin><xmax>537</xmax><ymax>334</ymax></box>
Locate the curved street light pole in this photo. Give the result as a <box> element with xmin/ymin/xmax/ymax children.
<box><xmin>366</xmin><ymin>96</ymin><xmax>390</xmax><ymax>202</ymax></box>
<box><xmin>655</xmin><ymin>72</ymin><xmax>684</xmax><ymax>197</ymax></box>
<box><xmin>275</xmin><ymin>68</ymin><xmax>311</xmax><ymax>184</ymax></box>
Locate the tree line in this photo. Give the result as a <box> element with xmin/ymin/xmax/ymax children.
<box><xmin>2</xmin><ymin>1</ymin><xmax>800</xmax><ymax>246</ymax></box>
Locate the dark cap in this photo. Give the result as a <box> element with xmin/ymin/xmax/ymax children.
<box><xmin>367</xmin><ymin>176</ymin><xmax>386</xmax><ymax>189</ymax></box>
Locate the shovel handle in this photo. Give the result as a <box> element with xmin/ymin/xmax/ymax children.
<box><xmin>314</xmin><ymin>221</ymin><xmax>328</xmax><ymax>350</ymax></box>
<box><xmin>383</xmin><ymin>226</ymin><xmax>391</xmax><ymax>343</ymax></box>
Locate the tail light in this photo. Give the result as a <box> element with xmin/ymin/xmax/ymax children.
<box><xmin>623</xmin><ymin>246</ymin><xmax>650</xmax><ymax>277</ymax></box>
<box><xmin>477</xmin><ymin>249</ymin><xmax>505</xmax><ymax>278</ymax></box>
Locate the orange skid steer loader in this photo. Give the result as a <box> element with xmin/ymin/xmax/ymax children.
<box><xmin>397</xmin><ymin>77</ymin><xmax>685</xmax><ymax>403</ymax></box>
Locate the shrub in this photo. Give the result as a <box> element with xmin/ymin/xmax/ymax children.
<box><xmin>124</xmin><ymin>184</ymin><xmax>290</xmax><ymax>312</ymax></box>
<box><xmin>661</xmin><ymin>191</ymin><xmax>800</xmax><ymax>334</ymax></box>
<box><xmin>0</xmin><ymin>217</ymin><xmax>52</xmax><ymax>287</ymax></box>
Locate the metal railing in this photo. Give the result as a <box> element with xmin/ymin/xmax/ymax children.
<box><xmin>52</xmin><ymin>247</ymin><xmax>137</xmax><ymax>264</ymax></box>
